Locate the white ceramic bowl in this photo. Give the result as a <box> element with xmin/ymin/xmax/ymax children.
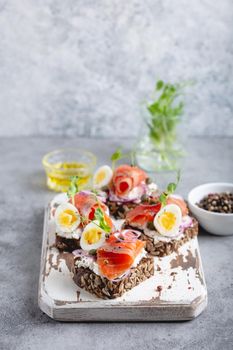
<box><xmin>188</xmin><ymin>183</ymin><xmax>233</xmax><ymax>236</ymax></box>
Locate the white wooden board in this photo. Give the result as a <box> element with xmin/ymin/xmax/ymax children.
<box><xmin>38</xmin><ymin>198</ymin><xmax>207</xmax><ymax>321</ymax></box>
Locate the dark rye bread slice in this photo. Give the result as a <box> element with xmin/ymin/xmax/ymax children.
<box><xmin>106</xmin><ymin>199</ymin><xmax>138</xmax><ymax>219</ymax></box>
<box><xmin>55</xmin><ymin>234</ymin><xmax>80</xmax><ymax>252</ymax></box>
<box><xmin>123</xmin><ymin>217</ymin><xmax>199</xmax><ymax>257</ymax></box>
<box><xmin>73</xmin><ymin>257</ymin><xmax>154</xmax><ymax>299</ymax></box>
<box><xmin>106</xmin><ymin>196</ymin><xmax>161</xmax><ymax>220</ymax></box>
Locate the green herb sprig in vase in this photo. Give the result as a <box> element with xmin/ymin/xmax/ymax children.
<box><xmin>136</xmin><ymin>80</ymin><xmax>190</xmax><ymax>172</ymax></box>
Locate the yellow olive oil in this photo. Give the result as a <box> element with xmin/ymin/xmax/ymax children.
<box><xmin>46</xmin><ymin>162</ymin><xmax>92</xmax><ymax>192</ymax></box>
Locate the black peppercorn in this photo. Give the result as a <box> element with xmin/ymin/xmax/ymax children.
<box><xmin>197</xmin><ymin>192</ymin><xmax>233</xmax><ymax>214</ymax></box>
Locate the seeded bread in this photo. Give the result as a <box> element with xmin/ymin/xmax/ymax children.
<box><xmin>73</xmin><ymin>257</ymin><xmax>154</xmax><ymax>299</ymax></box>
<box><xmin>106</xmin><ymin>200</ymin><xmax>138</xmax><ymax>219</ymax></box>
<box><xmin>124</xmin><ymin>217</ymin><xmax>199</xmax><ymax>257</ymax></box>
<box><xmin>55</xmin><ymin>234</ymin><xmax>80</xmax><ymax>252</ymax></box>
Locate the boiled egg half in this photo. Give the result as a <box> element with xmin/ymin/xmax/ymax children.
<box><xmin>93</xmin><ymin>165</ymin><xmax>113</xmax><ymax>189</ymax></box>
<box><xmin>55</xmin><ymin>203</ymin><xmax>81</xmax><ymax>233</ymax></box>
<box><xmin>80</xmin><ymin>221</ymin><xmax>106</xmax><ymax>251</ymax></box>
<box><xmin>153</xmin><ymin>204</ymin><xmax>182</xmax><ymax>237</ymax></box>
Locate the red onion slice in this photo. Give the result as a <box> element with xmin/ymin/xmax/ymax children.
<box><xmin>111</xmin><ymin>269</ymin><xmax>131</xmax><ymax>282</ymax></box>
<box><xmin>179</xmin><ymin>216</ymin><xmax>193</xmax><ymax>231</ymax></box>
<box><xmin>112</xmin><ymin>229</ymin><xmax>141</xmax><ymax>242</ymax></box>
<box><xmin>72</xmin><ymin>249</ymin><xmax>90</xmax><ymax>258</ymax></box>
<box><xmin>121</xmin><ymin>229</ymin><xmax>141</xmax><ymax>238</ymax></box>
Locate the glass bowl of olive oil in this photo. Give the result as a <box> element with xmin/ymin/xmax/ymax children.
<box><xmin>42</xmin><ymin>148</ymin><xmax>96</xmax><ymax>192</ymax></box>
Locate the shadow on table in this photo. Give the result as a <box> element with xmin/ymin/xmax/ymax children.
<box><xmin>198</xmin><ymin>226</ymin><xmax>233</xmax><ymax>238</ymax></box>
<box><xmin>22</xmin><ymin>204</ymin><xmax>56</xmax><ymax>324</ymax></box>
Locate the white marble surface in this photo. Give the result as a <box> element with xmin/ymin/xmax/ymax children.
<box><xmin>0</xmin><ymin>0</ymin><xmax>233</xmax><ymax>137</ymax></box>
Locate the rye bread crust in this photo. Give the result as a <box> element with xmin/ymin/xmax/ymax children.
<box><xmin>55</xmin><ymin>234</ymin><xmax>80</xmax><ymax>252</ymax></box>
<box><xmin>73</xmin><ymin>257</ymin><xmax>154</xmax><ymax>299</ymax></box>
<box><xmin>123</xmin><ymin>217</ymin><xmax>199</xmax><ymax>257</ymax></box>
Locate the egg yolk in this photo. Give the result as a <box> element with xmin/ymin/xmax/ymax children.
<box><xmin>95</xmin><ymin>170</ymin><xmax>106</xmax><ymax>184</ymax></box>
<box><xmin>159</xmin><ymin>211</ymin><xmax>176</xmax><ymax>231</ymax></box>
<box><xmin>59</xmin><ymin>209</ymin><xmax>77</xmax><ymax>227</ymax></box>
<box><xmin>84</xmin><ymin>228</ymin><xmax>102</xmax><ymax>244</ymax></box>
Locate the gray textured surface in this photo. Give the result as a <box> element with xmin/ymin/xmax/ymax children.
<box><xmin>1</xmin><ymin>0</ymin><xmax>233</xmax><ymax>137</ymax></box>
<box><xmin>0</xmin><ymin>136</ymin><xmax>233</xmax><ymax>350</ymax></box>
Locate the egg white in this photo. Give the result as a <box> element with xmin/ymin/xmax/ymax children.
<box><xmin>93</xmin><ymin>165</ymin><xmax>113</xmax><ymax>189</ymax></box>
<box><xmin>80</xmin><ymin>221</ymin><xmax>106</xmax><ymax>251</ymax></box>
<box><xmin>153</xmin><ymin>204</ymin><xmax>182</xmax><ymax>237</ymax></box>
<box><xmin>55</xmin><ymin>202</ymin><xmax>81</xmax><ymax>233</ymax></box>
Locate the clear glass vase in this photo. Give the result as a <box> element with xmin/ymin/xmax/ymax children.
<box><xmin>135</xmin><ymin>104</ymin><xmax>187</xmax><ymax>176</ymax></box>
<box><xmin>135</xmin><ymin>133</ymin><xmax>185</xmax><ymax>190</ymax></box>
<box><xmin>135</xmin><ymin>134</ymin><xmax>184</xmax><ymax>172</ymax></box>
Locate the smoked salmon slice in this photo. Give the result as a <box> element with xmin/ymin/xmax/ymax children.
<box><xmin>111</xmin><ymin>165</ymin><xmax>147</xmax><ymax>197</ymax></box>
<box><xmin>97</xmin><ymin>231</ymin><xmax>145</xmax><ymax>280</ymax></box>
<box><xmin>126</xmin><ymin>203</ymin><xmax>161</xmax><ymax>226</ymax></box>
<box><xmin>126</xmin><ymin>196</ymin><xmax>188</xmax><ymax>226</ymax></box>
<box><xmin>69</xmin><ymin>191</ymin><xmax>108</xmax><ymax>220</ymax></box>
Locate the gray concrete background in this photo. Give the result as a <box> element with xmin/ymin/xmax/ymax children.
<box><xmin>0</xmin><ymin>136</ymin><xmax>233</xmax><ymax>350</ymax></box>
<box><xmin>1</xmin><ymin>0</ymin><xmax>233</xmax><ymax>138</ymax></box>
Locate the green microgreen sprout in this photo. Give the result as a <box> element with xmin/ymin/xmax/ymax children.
<box><xmin>159</xmin><ymin>170</ymin><xmax>181</xmax><ymax>206</ymax></box>
<box><xmin>145</xmin><ymin>79</ymin><xmax>193</xmax><ymax>170</ymax></box>
<box><xmin>67</xmin><ymin>176</ymin><xmax>79</xmax><ymax>206</ymax></box>
<box><xmin>147</xmin><ymin>80</ymin><xmax>185</xmax><ymax>147</ymax></box>
<box><xmin>94</xmin><ymin>207</ymin><xmax>111</xmax><ymax>233</ymax></box>
<box><xmin>111</xmin><ymin>147</ymin><xmax>136</xmax><ymax>169</ymax></box>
